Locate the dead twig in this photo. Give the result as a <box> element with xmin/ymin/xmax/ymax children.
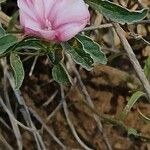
<box><xmin>43</xmin><ymin>90</ymin><xmax>58</xmax><ymax>107</ymax></box>
<box><xmin>113</xmin><ymin>23</ymin><xmax>150</xmax><ymax>102</ymax></box>
<box><xmin>83</xmin><ymin>20</ymin><xmax>150</xmax><ymax>31</ymax></box>
<box><xmin>67</xmin><ymin>55</ymin><xmax>112</xmax><ymax>150</ymax></box>
<box><xmin>0</xmin><ymin>117</ymin><xmax>12</xmax><ymax>131</ymax></box>
<box><xmin>29</xmin><ymin>56</ymin><xmax>38</xmax><ymax>76</ymax></box>
<box><xmin>61</xmin><ymin>85</ymin><xmax>93</xmax><ymax>150</ymax></box>
<box><xmin>129</xmin><ymin>32</ymin><xmax>150</xmax><ymax>46</ymax></box>
<box><xmin>0</xmin><ymin>95</ymin><xmax>34</xmax><ymax>132</ymax></box>
<box><xmin>0</xmin><ymin>133</ymin><xmax>14</xmax><ymax>150</ymax></box>
<box><xmin>46</xmin><ymin>100</ymin><xmax>63</xmax><ymax>121</ymax></box>
<box><xmin>83</xmin><ymin>23</ymin><xmax>113</xmax><ymax>31</ymax></box>
<box><xmin>3</xmin><ymin>59</ymin><xmax>23</xmax><ymax>150</ymax></box>
<box><xmin>29</xmin><ymin>107</ymin><xmax>67</xmax><ymax>149</ymax></box>
<box><xmin>0</xmin><ymin>10</ymin><xmax>21</xmax><ymax>30</ymax></box>
<box><xmin>1</xmin><ymin>60</ymin><xmax>46</xmax><ymax>150</ymax></box>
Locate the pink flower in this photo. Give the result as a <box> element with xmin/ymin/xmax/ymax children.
<box><xmin>17</xmin><ymin>0</ymin><xmax>90</xmax><ymax>42</ymax></box>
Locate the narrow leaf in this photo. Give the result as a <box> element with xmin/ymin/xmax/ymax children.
<box><xmin>0</xmin><ymin>26</ymin><xmax>5</xmax><ymax>37</ymax></box>
<box><xmin>52</xmin><ymin>63</ymin><xmax>71</xmax><ymax>85</ymax></box>
<box><xmin>0</xmin><ymin>34</ymin><xmax>17</xmax><ymax>55</ymax></box>
<box><xmin>144</xmin><ymin>56</ymin><xmax>150</xmax><ymax>81</ymax></box>
<box><xmin>7</xmin><ymin>11</ymin><xmax>19</xmax><ymax>32</ymax></box>
<box><xmin>61</xmin><ymin>42</ymin><xmax>93</xmax><ymax>70</ymax></box>
<box><xmin>76</xmin><ymin>34</ymin><xmax>107</xmax><ymax>64</ymax></box>
<box><xmin>120</xmin><ymin>91</ymin><xmax>146</xmax><ymax>120</ymax></box>
<box><xmin>48</xmin><ymin>49</ymin><xmax>63</xmax><ymax>64</ymax></box>
<box><xmin>16</xmin><ymin>38</ymin><xmax>43</xmax><ymax>50</ymax></box>
<box><xmin>0</xmin><ymin>0</ymin><xmax>6</xmax><ymax>3</ymax></box>
<box><xmin>137</xmin><ymin>108</ymin><xmax>150</xmax><ymax>123</ymax></box>
<box><xmin>10</xmin><ymin>53</ymin><xmax>25</xmax><ymax>89</ymax></box>
<box><xmin>86</xmin><ymin>0</ymin><xmax>148</xmax><ymax>24</ymax></box>
<box><xmin>128</xmin><ymin>128</ymin><xmax>138</xmax><ymax>136</ymax></box>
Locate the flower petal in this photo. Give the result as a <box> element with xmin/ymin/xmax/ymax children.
<box><xmin>20</xmin><ymin>11</ymin><xmax>55</xmax><ymax>41</ymax></box>
<box><xmin>32</xmin><ymin>0</ymin><xmax>45</xmax><ymax>23</ymax></box>
<box><xmin>55</xmin><ymin>21</ymin><xmax>87</xmax><ymax>42</ymax></box>
<box><xmin>17</xmin><ymin>0</ymin><xmax>36</xmax><ymax>20</ymax></box>
<box><xmin>52</xmin><ymin>0</ymin><xmax>90</xmax><ymax>28</ymax></box>
<box><xmin>43</xmin><ymin>0</ymin><xmax>56</xmax><ymax>19</ymax></box>
<box><xmin>19</xmin><ymin>11</ymin><xmax>41</xmax><ymax>30</ymax></box>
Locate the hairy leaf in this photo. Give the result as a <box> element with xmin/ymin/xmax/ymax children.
<box><xmin>10</xmin><ymin>53</ymin><xmax>25</xmax><ymax>89</ymax></box>
<box><xmin>61</xmin><ymin>42</ymin><xmax>93</xmax><ymax>70</ymax></box>
<box><xmin>76</xmin><ymin>34</ymin><xmax>107</xmax><ymax>64</ymax></box>
<box><xmin>52</xmin><ymin>63</ymin><xmax>71</xmax><ymax>85</ymax></box>
<box><xmin>86</xmin><ymin>0</ymin><xmax>148</xmax><ymax>24</ymax></box>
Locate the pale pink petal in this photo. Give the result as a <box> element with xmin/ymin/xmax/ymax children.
<box><xmin>17</xmin><ymin>0</ymin><xmax>36</xmax><ymax>20</ymax></box>
<box><xmin>19</xmin><ymin>11</ymin><xmax>41</xmax><ymax>30</ymax></box>
<box><xmin>38</xmin><ymin>30</ymin><xmax>55</xmax><ymax>41</ymax></box>
<box><xmin>52</xmin><ymin>0</ymin><xmax>90</xmax><ymax>28</ymax></box>
<box><xmin>55</xmin><ymin>22</ymin><xmax>87</xmax><ymax>42</ymax></box>
<box><xmin>32</xmin><ymin>0</ymin><xmax>45</xmax><ymax>23</ymax></box>
<box><xmin>18</xmin><ymin>0</ymin><xmax>90</xmax><ymax>42</ymax></box>
<box><xmin>18</xmin><ymin>0</ymin><xmax>45</xmax><ymax>25</ymax></box>
<box><xmin>24</xmin><ymin>27</ymin><xmax>55</xmax><ymax>41</ymax></box>
<box><xmin>43</xmin><ymin>0</ymin><xmax>56</xmax><ymax>19</ymax></box>
<box><xmin>20</xmin><ymin>10</ymin><xmax>55</xmax><ymax>40</ymax></box>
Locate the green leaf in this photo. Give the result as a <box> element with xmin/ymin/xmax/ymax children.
<box><xmin>16</xmin><ymin>38</ymin><xmax>43</xmax><ymax>50</ymax></box>
<box><xmin>128</xmin><ymin>128</ymin><xmax>138</xmax><ymax>136</ymax></box>
<box><xmin>76</xmin><ymin>34</ymin><xmax>107</xmax><ymax>64</ymax></box>
<box><xmin>10</xmin><ymin>53</ymin><xmax>25</xmax><ymax>89</ymax></box>
<box><xmin>144</xmin><ymin>56</ymin><xmax>150</xmax><ymax>81</ymax></box>
<box><xmin>7</xmin><ymin>11</ymin><xmax>19</xmax><ymax>32</ymax></box>
<box><xmin>86</xmin><ymin>0</ymin><xmax>148</xmax><ymax>24</ymax></box>
<box><xmin>0</xmin><ymin>34</ymin><xmax>17</xmax><ymax>55</ymax></box>
<box><xmin>52</xmin><ymin>63</ymin><xmax>71</xmax><ymax>85</ymax></box>
<box><xmin>48</xmin><ymin>49</ymin><xmax>63</xmax><ymax>64</ymax></box>
<box><xmin>138</xmin><ymin>108</ymin><xmax>150</xmax><ymax>123</ymax></box>
<box><xmin>0</xmin><ymin>0</ymin><xmax>6</xmax><ymax>3</ymax></box>
<box><xmin>128</xmin><ymin>128</ymin><xmax>150</xmax><ymax>141</ymax></box>
<box><xmin>61</xmin><ymin>42</ymin><xmax>93</xmax><ymax>70</ymax></box>
<box><xmin>0</xmin><ymin>26</ymin><xmax>5</xmax><ymax>37</ymax></box>
<box><xmin>120</xmin><ymin>91</ymin><xmax>146</xmax><ymax>120</ymax></box>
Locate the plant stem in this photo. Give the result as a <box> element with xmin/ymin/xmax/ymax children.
<box><xmin>113</xmin><ymin>23</ymin><xmax>150</xmax><ymax>102</ymax></box>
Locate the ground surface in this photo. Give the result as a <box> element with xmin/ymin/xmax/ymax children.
<box><xmin>0</xmin><ymin>0</ymin><xmax>150</xmax><ymax>149</ymax></box>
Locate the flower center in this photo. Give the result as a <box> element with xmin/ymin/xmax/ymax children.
<box><xmin>42</xmin><ymin>19</ymin><xmax>52</xmax><ymax>30</ymax></box>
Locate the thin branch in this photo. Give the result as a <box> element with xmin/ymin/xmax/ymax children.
<box><xmin>129</xmin><ymin>32</ymin><xmax>150</xmax><ymax>46</ymax></box>
<box><xmin>42</xmin><ymin>90</ymin><xmax>58</xmax><ymax>107</ymax></box>
<box><xmin>46</xmin><ymin>100</ymin><xmax>63</xmax><ymax>121</ymax></box>
<box><xmin>83</xmin><ymin>23</ymin><xmax>113</xmax><ymax>31</ymax></box>
<box><xmin>79</xmin><ymin>100</ymin><xmax>150</xmax><ymax>142</ymax></box>
<box><xmin>67</xmin><ymin>55</ymin><xmax>112</xmax><ymax>150</ymax></box>
<box><xmin>2</xmin><ymin>59</ymin><xmax>23</xmax><ymax>150</ymax></box>
<box><xmin>1</xmin><ymin>60</ymin><xmax>46</xmax><ymax>150</ymax></box>
<box><xmin>29</xmin><ymin>107</ymin><xmax>67</xmax><ymax>149</ymax></box>
<box><xmin>0</xmin><ymin>133</ymin><xmax>14</xmax><ymax>150</ymax></box>
<box><xmin>0</xmin><ymin>95</ymin><xmax>35</xmax><ymax>132</ymax></box>
<box><xmin>61</xmin><ymin>85</ymin><xmax>93</xmax><ymax>150</ymax></box>
<box><xmin>29</xmin><ymin>56</ymin><xmax>38</xmax><ymax>76</ymax></box>
<box><xmin>0</xmin><ymin>117</ymin><xmax>12</xmax><ymax>131</ymax></box>
<box><xmin>83</xmin><ymin>20</ymin><xmax>150</xmax><ymax>31</ymax></box>
<box><xmin>0</xmin><ymin>10</ymin><xmax>21</xmax><ymax>30</ymax></box>
<box><xmin>113</xmin><ymin>23</ymin><xmax>150</xmax><ymax>102</ymax></box>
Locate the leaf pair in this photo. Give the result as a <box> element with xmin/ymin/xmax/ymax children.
<box><xmin>0</xmin><ymin>27</ymin><xmax>43</xmax><ymax>89</ymax></box>
<box><xmin>0</xmin><ymin>27</ymin><xmax>23</xmax><ymax>89</ymax></box>
<box><xmin>52</xmin><ymin>34</ymin><xmax>107</xmax><ymax>85</ymax></box>
<box><xmin>62</xmin><ymin>34</ymin><xmax>107</xmax><ymax>70</ymax></box>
